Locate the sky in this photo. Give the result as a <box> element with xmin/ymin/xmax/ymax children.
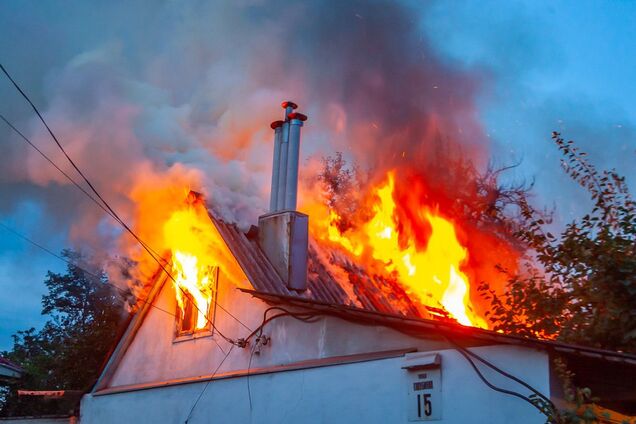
<box><xmin>1</xmin><ymin>0</ymin><xmax>635</xmax><ymax>351</ymax></box>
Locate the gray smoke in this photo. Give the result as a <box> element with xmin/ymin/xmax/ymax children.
<box><xmin>0</xmin><ymin>0</ymin><xmax>486</xmax><ymax>257</ymax></box>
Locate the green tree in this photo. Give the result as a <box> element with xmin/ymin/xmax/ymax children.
<box><xmin>0</xmin><ymin>250</ymin><xmax>132</xmax><ymax>417</ymax></box>
<box><xmin>481</xmin><ymin>132</ymin><xmax>636</xmax><ymax>353</ymax></box>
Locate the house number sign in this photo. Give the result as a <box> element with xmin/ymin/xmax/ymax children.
<box><xmin>405</xmin><ymin>362</ymin><xmax>442</xmax><ymax>421</ymax></box>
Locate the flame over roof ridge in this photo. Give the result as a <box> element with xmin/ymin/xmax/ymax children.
<box><xmin>211</xmin><ymin>212</ymin><xmax>453</xmax><ymax>323</ymax></box>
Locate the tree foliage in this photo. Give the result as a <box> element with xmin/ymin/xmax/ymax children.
<box><xmin>481</xmin><ymin>132</ymin><xmax>636</xmax><ymax>353</ymax></box>
<box><xmin>0</xmin><ymin>250</ymin><xmax>131</xmax><ymax>417</ymax></box>
<box><xmin>318</xmin><ymin>147</ymin><xmax>533</xmax><ymax>245</ymax></box>
<box><xmin>317</xmin><ymin>152</ymin><xmax>365</xmax><ymax>233</ymax></box>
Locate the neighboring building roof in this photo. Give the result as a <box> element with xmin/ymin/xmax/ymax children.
<box><xmin>0</xmin><ymin>357</ymin><xmax>23</xmax><ymax>380</ymax></box>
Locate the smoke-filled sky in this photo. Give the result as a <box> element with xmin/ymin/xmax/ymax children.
<box><xmin>1</xmin><ymin>0</ymin><xmax>635</xmax><ymax>350</ymax></box>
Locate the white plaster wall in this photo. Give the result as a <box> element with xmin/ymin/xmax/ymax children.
<box><xmin>108</xmin><ymin>270</ymin><xmax>453</xmax><ymax>388</ymax></box>
<box><xmin>93</xmin><ymin>244</ymin><xmax>550</xmax><ymax>423</ymax></box>
<box><xmin>82</xmin><ymin>345</ymin><xmax>549</xmax><ymax>424</ymax></box>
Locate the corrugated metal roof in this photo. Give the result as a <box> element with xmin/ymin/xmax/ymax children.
<box><xmin>212</xmin><ymin>214</ymin><xmax>453</xmax><ymax>323</ymax></box>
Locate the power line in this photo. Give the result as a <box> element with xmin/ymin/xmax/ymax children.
<box><xmin>446</xmin><ymin>336</ymin><xmax>553</xmax><ymax>407</ymax></box>
<box><xmin>453</xmin><ymin>345</ymin><xmax>540</xmax><ymax>408</ymax></box>
<box><xmin>0</xmin><ymin>113</ymin><xmax>118</xmax><ymax>221</ymax></box>
<box><xmin>0</xmin><ymin>63</ymin><xmax>165</xmax><ymax>263</ymax></box>
<box><xmin>0</xmin><ymin>221</ymin><xmax>173</xmax><ymax>320</ymax></box>
<box><xmin>0</xmin><ymin>221</ymin><xmax>231</xmax><ymax>354</ymax></box>
<box><xmin>184</xmin><ymin>344</ymin><xmax>234</xmax><ymax>424</ymax></box>
<box><xmin>0</xmin><ymin>63</ymin><xmax>252</xmax><ymax>336</ymax></box>
<box><xmin>236</xmin><ymin>305</ymin><xmax>554</xmax><ymax>419</ymax></box>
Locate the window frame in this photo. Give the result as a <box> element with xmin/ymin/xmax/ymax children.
<box><xmin>173</xmin><ymin>265</ymin><xmax>219</xmax><ymax>342</ymax></box>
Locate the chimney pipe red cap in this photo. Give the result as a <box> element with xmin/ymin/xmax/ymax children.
<box><xmin>288</xmin><ymin>112</ymin><xmax>308</xmax><ymax>121</ymax></box>
<box><xmin>281</xmin><ymin>101</ymin><xmax>298</xmax><ymax>110</ymax></box>
<box><xmin>270</xmin><ymin>120</ymin><xmax>284</xmax><ymax>129</ymax></box>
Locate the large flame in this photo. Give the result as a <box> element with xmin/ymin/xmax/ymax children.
<box><xmin>164</xmin><ymin>205</ymin><xmax>217</xmax><ymax>331</ymax></box>
<box><xmin>311</xmin><ymin>171</ymin><xmax>488</xmax><ymax>328</ymax></box>
<box><xmin>171</xmin><ymin>251</ymin><xmax>213</xmax><ymax>330</ymax></box>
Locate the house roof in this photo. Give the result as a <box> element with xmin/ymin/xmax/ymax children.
<box><xmin>212</xmin><ymin>213</ymin><xmax>636</xmax><ymax>367</ymax></box>
<box><xmin>0</xmin><ymin>357</ymin><xmax>23</xmax><ymax>380</ymax></box>
<box><xmin>93</xmin><ymin>207</ymin><xmax>636</xmax><ymax>393</ymax></box>
<box><xmin>213</xmin><ymin>215</ymin><xmax>453</xmax><ymax>322</ymax></box>
<box><xmin>0</xmin><ymin>357</ymin><xmax>23</xmax><ymax>373</ymax></box>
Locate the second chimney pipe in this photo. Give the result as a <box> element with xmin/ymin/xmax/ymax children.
<box><xmin>275</xmin><ymin>102</ymin><xmax>297</xmax><ymax>211</ymax></box>
<box><xmin>284</xmin><ymin>112</ymin><xmax>307</xmax><ymax>210</ymax></box>
<box><xmin>275</xmin><ymin>120</ymin><xmax>290</xmax><ymax>211</ymax></box>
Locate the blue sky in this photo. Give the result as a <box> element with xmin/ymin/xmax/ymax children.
<box><xmin>1</xmin><ymin>1</ymin><xmax>635</xmax><ymax>350</ymax></box>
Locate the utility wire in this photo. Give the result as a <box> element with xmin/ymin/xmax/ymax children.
<box><xmin>184</xmin><ymin>344</ymin><xmax>234</xmax><ymax>424</ymax></box>
<box><xmin>3</xmin><ymin>65</ymin><xmax>547</xmax><ymax>417</ymax></box>
<box><xmin>0</xmin><ymin>63</ymin><xmax>252</xmax><ymax>337</ymax></box>
<box><xmin>452</xmin><ymin>345</ymin><xmax>547</xmax><ymax>414</ymax></box>
<box><xmin>0</xmin><ymin>221</ymin><xmax>174</xmax><ymax>321</ymax></box>
<box><xmin>446</xmin><ymin>336</ymin><xmax>554</xmax><ymax>407</ymax></box>
<box><xmin>237</xmin><ymin>305</ymin><xmax>554</xmax><ymax>419</ymax></box>
<box><xmin>0</xmin><ymin>221</ymin><xmax>230</xmax><ymax>354</ymax></box>
<box><xmin>0</xmin><ymin>113</ymin><xmax>118</xmax><ymax>222</ymax></box>
<box><xmin>246</xmin><ymin>340</ymin><xmax>256</xmax><ymax>411</ymax></box>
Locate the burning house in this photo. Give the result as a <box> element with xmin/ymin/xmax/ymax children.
<box><xmin>79</xmin><ymin>102</ymin><xmax>636</xmax><ymax>423</ymax></box>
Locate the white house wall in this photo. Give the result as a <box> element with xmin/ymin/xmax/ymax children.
<box><xmin>105</xmin><ymin>269</ymin><xmax>453</xmax><ymax>388</ymax></box>
<box><xmin>82</xmin><ymin>344</ymin><xmax>549</xmax><ymax>424</ymax></box>
<box><xmin>84</xmin><ymin>254</ymin><xmax>551</xmax><ymax>423</ymax></box>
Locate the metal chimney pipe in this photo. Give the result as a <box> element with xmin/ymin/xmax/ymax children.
<box><xmin>276</xmin><ymin>101</ymin><xmax>297</xmax><ymax>211</ymax></box>
<box><xmin>259</xmin><ymin>101</ymin><xmax>309</xmax><ymax>292</ymax></box>
<box><xmin>276</xmin><ymin>121</ymin><xmax>289</xmax><ymax>211</ymax></box>
<box><xmin>284</xmin><ymin>112</ymin><xmax>308</xmax><ymax>210</ymax></box>
<box><xmin>268</xmin><ymin>120</ymin><xmax>284</xmax><ymax>212</ymax></box>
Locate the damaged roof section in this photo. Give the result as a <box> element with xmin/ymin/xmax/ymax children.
<box><xmin>212</xmin><ymin>214</ymin><xmax>453</xmax><ymax>323</ymax></box>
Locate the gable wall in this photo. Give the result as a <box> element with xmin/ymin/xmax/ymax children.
<box><xmin>106</xmin><ymin>266</ymin><xmax>455</xmax><ymax>388</ymax></box>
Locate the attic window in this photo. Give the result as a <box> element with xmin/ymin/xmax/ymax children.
<box><xmin>173</xmin><ymin>257</ymin><xmax>219</xmax><ymax>339</ymax></box>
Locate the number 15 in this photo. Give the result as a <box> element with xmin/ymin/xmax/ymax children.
<box><xmin>416</xmin><ymin>393</ymin><xmax>432</xmax><ymax>417</ymax></box>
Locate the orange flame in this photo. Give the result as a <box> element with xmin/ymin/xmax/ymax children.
<box><xmin>163</xmin><ymin>204</ymin><xmax>217</xmax><ymax>331</ymax></box>
<box><xmin>311</xmin><ymin>171</ymin><xmax>488</xmax><ymax>328</ymax></box>
<box><xmin>171</xmin><ymin>251</ymin><xmax>213</xmax><ymax>330</ymax></box>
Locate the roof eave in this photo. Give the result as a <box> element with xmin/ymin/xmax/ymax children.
<box><xmin>241</xmin><ymin>288</ymin><xmax>636</xmax><ymax>366</ymax></box>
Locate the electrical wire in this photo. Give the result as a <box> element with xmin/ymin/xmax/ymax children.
<box><xmin>453</xmin><ymin>346</ymin><xmax>542</xmax><ymax>410</ymax></box>
<box><xmin>446</xmin><ymin>336</ymin><xmax>554</xmax><ymax>407</ymax></box>
<box><xmin>184</xmin><ymin>344</ymin><xmax>234</xmax><ymax>424</ymax></box>
<box><xmin>1</xmin><ymin>221</ymin><xmax>172</xmax><ymax>321</ymax></box>
<box><xmin>0</xmin><ymin>63</ymin><xmax>252</xmax><ymax>338</ymax></box>
<box><xmin>246</xmin><ymin>340</ymin><xmax>256</xmax><ymax>411</ymax></box>
<box><xmin>240</xmin><ymin>305</ymin><xmax>554</xmax><ymax>419</ymax></box>
<box><xmin>0</xmin><ymin>62</ymin><xmax>197</xmax><ymax>307</ymax></box>
<box><xmin>1</xmin><ymin>64</ymin><xmax>553</xmax><ymax>420</ymax></box>
<box><xmin>239</xmin><ymin>306</ymin><xmax>321</xmax><ymax>346</ymax></box>
<box><xmin>2</xmin><ymin>109</ymin><xmax>244</xmax><ymax>342</ymax></box>
<box><xmin>0</xmin><ymin>221</ymin><xmax>230</xmax><ymax>354</ymax></box>
<box><xmin>0</xmin><ymin>113</ymin><xmax>118</xmax><ymax>222</ymax></box>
